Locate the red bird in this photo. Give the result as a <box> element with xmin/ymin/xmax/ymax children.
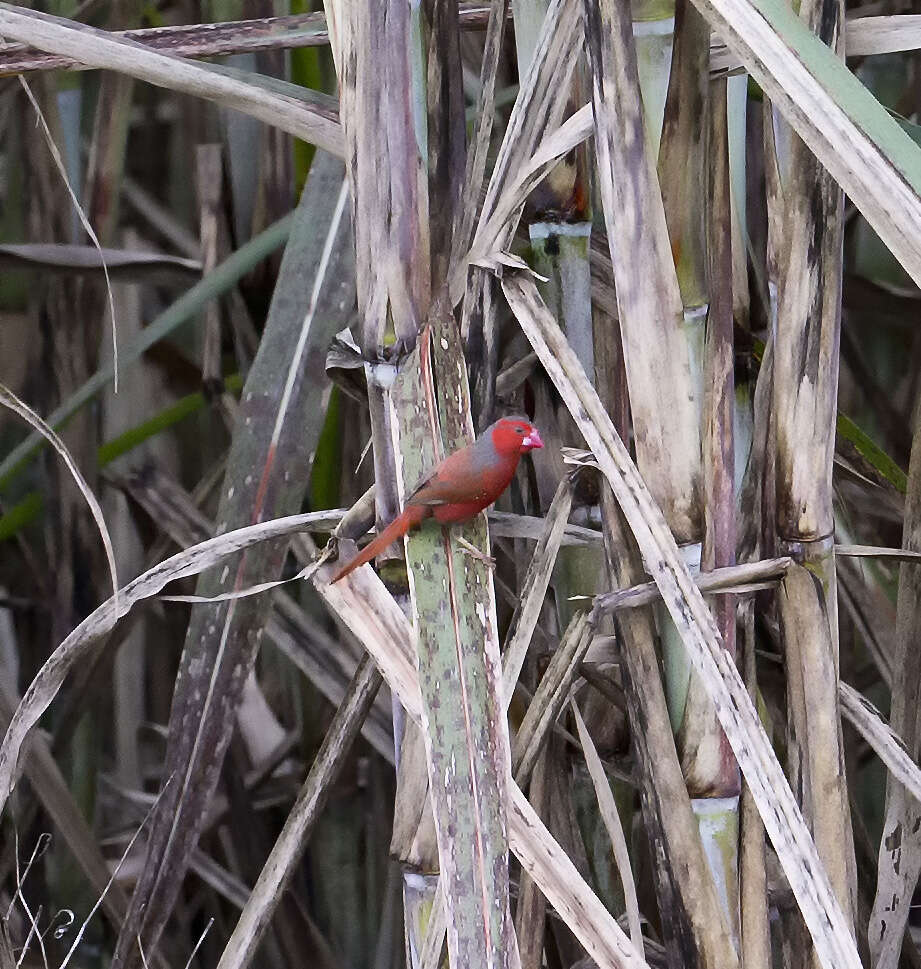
<box><xmin>330</xmin><ymin>416</ymin><xmax>544</xmax><ymax>583</ymax></box>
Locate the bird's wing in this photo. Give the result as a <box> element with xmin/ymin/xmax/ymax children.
<box><xmin>405</xmin><ymin>450</ymin><xmax>483</xmax><ymax>507</ymax></box>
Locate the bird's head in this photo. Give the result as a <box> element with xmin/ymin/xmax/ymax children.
<box><xmin>489</xmin><ymin>416</ymin><xmax>544</xmax><ymax>456</ymax></box>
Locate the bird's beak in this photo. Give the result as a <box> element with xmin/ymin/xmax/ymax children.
<box><xmin>522</xmin><ymin>430</ymin><xmax>544</xmax><ymax>449</ymax></box>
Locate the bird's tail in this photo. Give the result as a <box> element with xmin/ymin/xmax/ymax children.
<box><xmin>330</xmin><ymin>504</ymin><xmax>427</xmax><ymax>583</ymax></box>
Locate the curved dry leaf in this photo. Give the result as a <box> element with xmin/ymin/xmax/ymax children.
<box><xmin>0</xmin><ymin>382</ymin><xmax>118</xmax><ymax>614</ymax></box>
<box><xmin>158</xmin><ymin>560</ymin><xmax>319</xmax><ymax>604</ymax></box>
<box><xmin>0</xmin><ymin>7</ymin><xmax>343</xmax><ymax>158</ymax></box>
<box><xmin>0</xmin><ymin>509</ymin><xmax>339</xmax><ymax>810</ymax></box>
<box><xmin>0</xmin><ymin>243</ymin><xmax>201</xmax><ymax>276</ymax></box>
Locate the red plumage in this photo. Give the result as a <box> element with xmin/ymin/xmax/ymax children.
<box><xmin>329</xmin><ymin>416</ymin><xmax>543</xmax><ymax>583</ymax></box>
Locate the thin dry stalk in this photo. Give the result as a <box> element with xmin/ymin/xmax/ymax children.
<box><xmin>592</xmin><ymin>557</ymin><xmax>792</xmax><ymax>614</ymax></box>
<box><xmin>512</xmin><ymin>611</ymin><xmax>592</xmax><ymax>784</ymax></box>
<box><xmin>214</xmin><ymin>656</ymin><xmax>382</xmax><ymax>969</ymax></box>
<box><xmin>514</xmin><ymin>746</ymin><xmax>550</xmax><ymax>969</ymax></box>
<box><xmin>196</xmin><ymin>145</ymin><xmax>224</xmax><ymax>392</ymax></box>
<box><xmin>739</xmin><ymin>603</ymin><xmax>771</xmax><ymax>969</ymax></box>
<box><xmin>840</xmin><ymin>683</ymin><xmax>921</xmax><ymax>807</ymax></box>
<box><xmin>0</xmin><ymin>383</ymin><xmax>117</xmax><ymax>608</ymax></box>
<box><xmin>869</xmin><ymin>415</ymin><xmax>921</xmax><ymax>969</ymax></box>
<box><xmin>501</xmin><ymin>474</ymin><xmax>574</xmax><ymax>701</ymax></box>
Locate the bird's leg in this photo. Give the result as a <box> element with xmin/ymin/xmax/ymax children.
<box><xmin>454</xmin><ymin>534</ymin><xmax>496</xmax><ymax>570</ymax></box>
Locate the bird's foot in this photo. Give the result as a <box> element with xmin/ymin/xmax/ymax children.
<box><xmin>455</xmin><ymin>535</ymin><xmax>496</xmax><ymax>570</ymax></box>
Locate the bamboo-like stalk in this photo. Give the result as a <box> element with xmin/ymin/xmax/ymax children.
<box><xmin>770</xmin><ymin>0</ymin><xmax>857</xmax><ymax>958</ymax></box>
<box><xmin>655</xmin><ymin>0</ymin><xmax>709</xmax><ymax>776</ymax></box>
<box><xmin>656</xmin><ymin>2</ymin><xmax>745</xmax><ymax>935</ymax></box>
<box><xmin>583</xmin><ymin>0</ymin><xmax>701</xmax><ymax>543</ymax></box>
<box><xmin>589</xmin><ymin>193</ymin><xmax>740</xmax><ymax>965</ymax></box>
<box><xmin>584</xmin><ymin>0</ymin><xmax>745</xmax><ymax>955</ymax></box>
<box><xmin>685</xmin><ymin>67</ymin><xmax>742</xmax><ymax>939</ymax></box>
<box><xmin>390</xmin><ymin>317</ymin><xmax>518</xmax><ymax>969</ymax></box>
<box><xmin>598</xmin><ymin>493</ymin><xmax>740</xmax><ymax>968</ymax></box>
<box><xmin>398</xmin><ymin>471</ymin><xmax>583</xmax><ymax>967</ymax></box>
<box><xmin>659</xmin><ymin>0</ymin><xmax>708</xmax><ymax>313</ymax></box>
<box><xmin>632</xmin><ymin>9</ymin><xmax>674</xmax><ymax>154</ymax></box>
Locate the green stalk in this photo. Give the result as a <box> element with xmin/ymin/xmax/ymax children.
<box><xmin>326</xmin><ymin>2</ymin><xmax>516</xmax><ymax>966</ymax></box>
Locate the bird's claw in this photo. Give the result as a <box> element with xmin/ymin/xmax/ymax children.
<box><xmin>455</xmin><ymin>535</ymin><xmax>496</xmax><ymax>570</ymax></box>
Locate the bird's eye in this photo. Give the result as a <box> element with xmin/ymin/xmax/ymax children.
<box><xmin>515</xmin><ymin>426</ymin><xmax>525</xmax><ymax>434</ymax></box>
